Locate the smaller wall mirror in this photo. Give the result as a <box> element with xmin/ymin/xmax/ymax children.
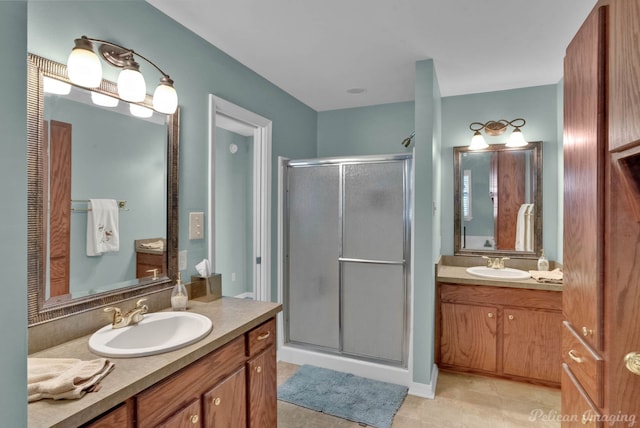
<box><xmin>27</xmin><ymin>53</ymin><xmax>179</xmax><ymax>325</ymax></box>
<box><xmin>453</xmin><ymin>142</ymin><xmax>542</xmax><ymax>258</ymax></box>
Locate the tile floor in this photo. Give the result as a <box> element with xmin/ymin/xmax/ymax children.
<box><xmin>277</xmin><ymin>361</ymin><xmax>561</xmax><ymax>428</ymax></box>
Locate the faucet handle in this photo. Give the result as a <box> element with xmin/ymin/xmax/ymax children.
<box><xmin>135</xmin><ymin>298</ymin><xmax>148</xmax><ymax>308</ymax></box>
<box><xmin>104</xmin><ymin>306</ymin><xmax>123</xmax><ymax>325</ymax></box>
<box><xmin>146</xmin><ymin>268</ymin><xmax>159</xmax><ymax>280</ymax></box>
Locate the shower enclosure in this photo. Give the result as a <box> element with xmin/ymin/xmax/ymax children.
<box><xmin>283</xmin><ymin>154</ymin><xmax>412</xmax><ymax>367</ymax></box>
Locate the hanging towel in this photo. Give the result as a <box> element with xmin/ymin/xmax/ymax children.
<box><xmin>524</xmin><ymin>204</ymin><xmax>534</xmax><ymax>252</ymax></box>
<box><xmin>86</xmin><ymin>199</ymin><xmax>119</xmax><ymax>256</ymax></box>
<box><xmin>515</xmin><ymin>204</ymin><xmax>529</xmax><ymax>251</ymax></box>
<box><xmin>28</xmin><ymin>358</ymin><xmax>114</xmax><ymax>402</ymax></box>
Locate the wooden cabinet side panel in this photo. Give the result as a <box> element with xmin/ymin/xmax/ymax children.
<box><xmin>563</xmin><ymin>5</ymin><xmax>607</xmax><ymax>350</ymax></box>
<box><xmin>503</xmin><ymin>308</ymin><xmax>562</xmax><ymax>383</ymax></box>
<box><xmin>609</xmin><ymin>0</ymin><xmax>640</xmax><ymax>151</ymax></box>
<box><xmin>440</xmin><ymin>302</ymin><xmax>497</xmax><ymax>372</ymax></box>
<box><xmin>247</xmin><ymin>345</ymin><xmax>277</xmax><ymax>428</ymax></box>
<box><xmin>495</xmin><ymin>151</ymin><xmax>526</xmax><ymax>250</ymax></box>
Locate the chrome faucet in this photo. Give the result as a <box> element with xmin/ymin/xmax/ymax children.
<box><xmin>482</xmin><ymin>256</ymin><xmax>510</xmax><ymax>269</ymax></box>
<box><xmin>104</xmin><ymin>298</ymin><xmax>148</xmax><ymax>329</ymax></box>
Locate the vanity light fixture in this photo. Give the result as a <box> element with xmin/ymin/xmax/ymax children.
<box><xmin>468</xmin><ymin>118</ymin><xmax>528</xmax><ymax>150</ymax></box>
<box><xmin>67</xmin><ymin>36</ymin><xmax>178</xmax><ymax>114</ymax></box>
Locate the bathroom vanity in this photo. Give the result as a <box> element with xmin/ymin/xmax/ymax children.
<box><xmin>28</xmin><ymin>298</ymin><xmax>281</xmax><ymax>428</ymax></box>
<box><xmin>436</xmin><ymin>260</ymin><xmax>562</xmax><ymax>387</ymax></box>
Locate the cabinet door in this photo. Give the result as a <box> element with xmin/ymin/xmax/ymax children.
<box><xmin>247</xmin><ymin>345</ymin><xmax>277</xmax><ymax>428</ymax></box>
<box><xmin>440</xmin><ymin>302</ymin><xmax>497</xmax><ymax>372</ymax></box>
<box><xmin>203</xmin><ymin>367</ymin><xmax>246</xmax><ymax>428</ymax></box>
<box><xmin>82</xmin><ymin>402</ymin><xmax>132</xmax><ymax>428</ymax></box>
<box><xmin>561</xmin><ymin>364</ymin><xmax>601</xmax><ymax>428</ymax></box>
<box><xmin>157</xmin><ymin>399</ymin><xmax>202</xmax><ymax>428</ymax></box>
<box><xmin>503</xmin><ymin>308</ymin><xmax>562</xmax><ymax>383</ymax></box>
<box><xmin>563</xmin><ymin>4</ymin><xmax>607</xmax><ymax>350</ymax></box>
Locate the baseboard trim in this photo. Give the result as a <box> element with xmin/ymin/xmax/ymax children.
<box><xmin>234</xmin><ymin>292</ymin><xmax>254</xmax><ymax>299</ymax></box>
<box><xmin>408</xmin><ymin>364</ymin><xmax>438</xmax><ymax>399</ymax></box>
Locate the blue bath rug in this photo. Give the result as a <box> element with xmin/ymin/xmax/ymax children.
<box><xmin>277</xmin><ymin>365</ymin><xmax>408</xmax><ymax>428</ymax></box>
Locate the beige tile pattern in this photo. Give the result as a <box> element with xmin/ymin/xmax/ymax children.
<box><xmin>277</xmin><ymin>362</ymin><xmax>561</xmax><ymax>428</ymax></box>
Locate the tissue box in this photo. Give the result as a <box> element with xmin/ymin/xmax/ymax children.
<box><xmin>190</xmin><ymin>274</ymin><xmax>222</xmax><ymax>301</ymax></box>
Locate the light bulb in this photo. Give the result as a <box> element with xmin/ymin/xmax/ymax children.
<box><xmin>129</xmin><ymin>103</ymin><xmax>153</xmax><ymax>118</ymax></box>
<box><xmin>67</xmin><ymin>38</ymin><xmax>102</xmax><ymax>88</ymax></box>
<box><xmin>506</xmin><ymin>128</ymin><xmax>527</xmax><ymax>147</ymax></box>
<box><xmin>469</xmin><ymin>131</ymin><xmax>488</xmax><ymax>150</ymax></box>
<box><xmin>43</xmin><ymin>77</ymin><xmax>71</xmax><ymax>95</ymax></box>
<box><xmin>91</xmin><ymin>91</ymin><xmax>119</xmax><ymax>107</ymax></box>
<box><xmin>117</xmin><ymin>66</ymin><xmax>146</xmax><ymax>102</ymax></box>
<box><xmin>153</xmin><ymin>77</ymin><xmax>178</xmax><ymax>114</ymax></box>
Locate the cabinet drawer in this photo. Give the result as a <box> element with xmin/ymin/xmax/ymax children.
<box><xmin>247</xmin><ymin>318</ymin><xmax>276</xmax><ymax>357</ymax></box>
<box><xmin>440</xmin><ymin>284</ymin><xmax>562</xmax><ymax>311</ymax></box>
<box><xmin>82</xmin><ymin>401</ymin><xmax>131</xmax><ymax>428</ymax></box>
<box><xmin>561</xmin><ymin>364</ymin><xmax>602</xmax><ymax>427</ymax></box>
<box><xmin>136</xmin><ymin>335</ymin><xmax>246</xmax><ymax>427</ymax></box>
<box><xmin>562</xmin><ymin>321</ymin><xmax>603</xmax><ymax>407</ymax></box>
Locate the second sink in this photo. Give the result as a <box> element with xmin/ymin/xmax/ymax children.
<box><xmin>466</xmin><ymin>266</ymin><xmax>531</xmax><ymax>281</ymax></box>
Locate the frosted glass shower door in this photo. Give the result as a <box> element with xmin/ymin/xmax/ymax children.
<box><xmin>340</xmin><ymin>161</ymin><xmax>408</xmax><ymax>364</ymax></box>
<box><xmin>286</xmin><ymin>165</ymin><xmax>340</xmax><ymax>350</ymax></box>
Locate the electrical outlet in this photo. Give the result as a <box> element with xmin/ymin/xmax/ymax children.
<box><xmin>189</xmin><ymin>212</ymin><xmax>204</xmax><ymax>240</ymax></box>
<box><xmin>231</xmin><ymin>272</ymin><xmax>236</xmax><ymax>282</ymax></box>
<box><xmin>179</xmin><ymin>250</ymin><xmax>187</xmax><ymax>270</ymax></box>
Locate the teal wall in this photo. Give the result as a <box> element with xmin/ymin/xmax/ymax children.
<box><xmin>317</xmin><ymin>101</ymin><xmax>414</xmax><ymax>157</ymax></box>
<box><xmin>214</xmin><ymin>128</ymin><xmax>253</xmax><ymax>297</ymax></box>
<box><xmin>27</xmin><ymin>0</ymin><xmax>318</xmax><ymax>301</ymax></box>
<box><xmin>441</xmin><ymin>85</ymin><xmax>561</xmax><ymax>261</ymax></box>
<box><xmin>0</xmin><ymin>2</ymin><xmax>27</xmax><ymax>425</ymax></box>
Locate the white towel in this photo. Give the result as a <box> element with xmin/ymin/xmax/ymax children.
<box><xmin>515</xmin><ymin>204</ymin><xmax>529</xmax><ymax>251</ymax></box>
<box><xmin>28</xmin><ymin>358</ymin><xmax>114</xmax><ymax>402</ymax></box>
<box><xmin>524</xmin><ymin>204</ymin><xmax>534</xmax><ymax>252</ymax></box>
<box><xmin>86</xmin><ymin>199</ymin><xmax>120</xmax><ymax>256</ymax></box>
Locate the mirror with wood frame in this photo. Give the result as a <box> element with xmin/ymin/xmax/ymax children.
<box><xmin>27</xmin><ymin>53</ymin><xmax>179</xmax><ymax>325</ymax></box>
<box><xmin>453</xmin><ymin>142</ymin><xmax>542</xmax><ymax>258</ymax></box>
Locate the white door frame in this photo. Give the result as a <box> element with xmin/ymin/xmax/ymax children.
<box><xmin>208</xmin><ymin>95</ymin><xmax>272</xmax><ymax>301</ymax></box>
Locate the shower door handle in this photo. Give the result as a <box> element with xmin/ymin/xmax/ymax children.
<box><xmin>338</xmin><ymin>257</ymin><xmax>405</xmax><ymax>265</ymax></box>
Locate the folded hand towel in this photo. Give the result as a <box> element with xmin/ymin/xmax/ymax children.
<box><xmin>86</xmin><ymin>199</ymin><xmax>119</xmax><ymax>256</ymax></box>
<box><xmin>28</xmin><ymin>358</ymin><xmax>114</xmax><ymax>403</ymax></box>
<box><xmin>529</xmin><ymin>268</ymin><xmax>563</xmax><ymax>284</ymax></box>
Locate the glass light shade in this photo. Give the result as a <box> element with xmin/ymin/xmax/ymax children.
<box><xmin>506</xmin><ymin>128</ymin><xmax>528</xmax><ymax>147</ymax></box>
<box><xmin>469</xmin><ymin>131</ymin><xmax>488</xmax><ymax>150</ymax></box>
<box><xmin>117</xmin><ymin>68</ymin><xmax>146</xmax><ymax>102</ymax></box>
<box><xmin>153</xmin><ymin>82</ymin><xmax>178</xmax><ymax>114</ymax></box>
<box><xmin>43</xmin><ymin>77</ymin><xmax>71</xmax><ymax>95</ymax></box>
<box><xmin>90</xmin><ymin>91</ymin><xmax>119</xmax><ymax>108</ymax></box>
<box><xmin>67</xmin><ymin>47</ymin><xmax>102</xmax><ymax>88</ymax></box>
<box><xmin>129</xmin><ymin>103</ymin><xmax>154</xmax><ymax>118</ymax></box>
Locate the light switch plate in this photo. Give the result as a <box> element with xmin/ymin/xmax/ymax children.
<box><xmin>189</xmin><ymin>212</ymin><xmax>204</xmax><ymax>240</ymax></box>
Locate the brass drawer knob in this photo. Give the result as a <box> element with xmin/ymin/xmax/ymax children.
<box><xmin>190</xmin><ymin>414</ymin><xmax>199</xmax><ymax>424</ymax></box>
<box><xmin>255</xmin><ymin>366</ymin><xmax>262</xmax><ymax>373</ymax></box>
<box><xmin>582</xmin><ymin>326</ymin><xmax>593</xmax><ymax>337</ymax></box>
<box><xmin>624</xmin><ymin>352</ymin><xmax>640</xmax><ymax>376</ymax></box>
<box><xmin>213</xmin><ymin>397</ymin><xmax>221</xmax><ymax>406</ymax></box>
<box><xmin>487</xmin><ymin>313</ymin><xmax>494</xmax><ymax>318</ymax></box>
<box><xmin>508</xmin><ymin>314</ymin><xmax>514</xmax><ymax>320</ymax></box>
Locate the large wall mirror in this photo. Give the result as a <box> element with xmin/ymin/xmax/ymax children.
<box><xmin>453</xmin><ymin>142</ymin><xmax>542</xmax><ymax>258</ymax></box>
<box><xmin>27</xmin><ymin>53</ymin><xmax>179</xmax><ymax>325</ymax></box>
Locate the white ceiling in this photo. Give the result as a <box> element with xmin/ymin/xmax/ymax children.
<box><xmin>147</xmin><ymin>0</ymin><xmax>596</xmax><ymax>112</ymax></box>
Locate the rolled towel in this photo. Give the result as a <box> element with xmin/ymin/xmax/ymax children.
<box><xmin>28</xmin><ymin>358</ymin><xmax>114</xmax><ymax>403</ymax></box>
<box><xmin>529</xmin><ymin>268</ymin><xmax>563</xmax><ymax>284</ymax></box>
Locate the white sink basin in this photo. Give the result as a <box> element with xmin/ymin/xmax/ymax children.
<box><xmin>89</xmin><ymin>311</ymin><xmax>213</xmax><ymax>358</ymax></box>
<box><xmin>466</xmin><ymin>266</ymin><xmax>531</xmax><ymax>281</ymax></box>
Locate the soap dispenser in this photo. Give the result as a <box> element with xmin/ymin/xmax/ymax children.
<box><xmin>171</xmin><ymin>272</ymin><xmax>188</xmax><ymax>311</ymax></box>
<box><xmin>537</xmin><ymin>249</ymin><xmax>549</xmax><ymax>271</ymax></box>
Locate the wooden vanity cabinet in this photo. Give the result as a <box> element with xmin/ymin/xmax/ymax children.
<box><xmin>133</xmin><ymin>317</ymin><xmax>277</xmax><ymax>428</ymax></box>
<box><xmin>82</xmin><ymin>401</ymin><xmax>132</xmax><ymax>428</ymax></box>
<box><xmin>436</xmin><ymin>283</ymin><xmax>562</xmax><ymax>386</ymax></box>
